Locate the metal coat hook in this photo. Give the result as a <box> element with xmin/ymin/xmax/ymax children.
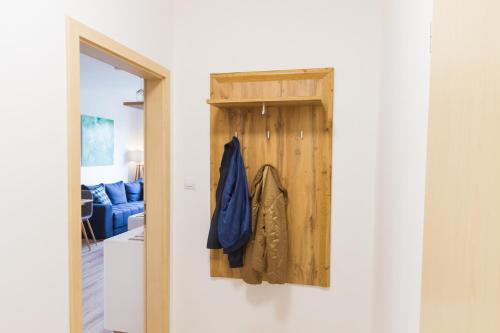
<box><xmin>262</xmin><ymin>103</ymin><xmax>266</xmax><ymax>116</ymax></box>
<box><xmin>266</xmin><ymin>130</ymin><xmax>270</xmax><ymax>140</ymax></box>
<box><xmin>234</xmin><ymin>131</ymin><xmax>238</xmax><ymax>138</ymax></box>
<box><xmin>300</xmin><ymin>130</ymin><xmax>304</xmax><ymax>140</ymax></box>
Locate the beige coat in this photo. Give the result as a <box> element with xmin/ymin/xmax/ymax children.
<box><xmin>242</xmin><ymin>164</ymin><xmax>288</xmax><ymax>284</ymax></box>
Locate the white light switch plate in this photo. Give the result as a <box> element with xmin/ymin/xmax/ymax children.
<box><xmin>184</xmin><ymin>178</ymin><xmax>196</xmax><ymax>191</ymax></box>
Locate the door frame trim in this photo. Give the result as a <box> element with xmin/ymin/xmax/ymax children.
<box><xmin>66</xmin><ymin>17</ymin><xmax>170</xmax><ymax>333</ymax></box>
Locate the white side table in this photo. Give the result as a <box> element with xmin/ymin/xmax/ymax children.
<box><xmin>128</xmin><ymin>212</ymin><xmax>145</xmax><ymax>230</ymax></box>
<box><xmin>104</xmin><ymin>227</ymin><xmax>144</xmax><ymax>333</ymax></box>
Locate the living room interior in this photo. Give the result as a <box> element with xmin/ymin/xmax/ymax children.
<box><xmin>79</xmin><ymin>52</ymin><xmax>146</xmax><ymax>333</ymax></box>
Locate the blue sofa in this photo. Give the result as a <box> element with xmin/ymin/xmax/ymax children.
<box><xmin>82</xmin><ymin>180</ymin><xmax>144</xmax><ymax>239</ymax></box>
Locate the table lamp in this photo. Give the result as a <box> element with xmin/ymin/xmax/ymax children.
<box><xmin>128</xmin><ymin>149</ymin><xmax>144</xmax><ymax>181</ymax></box>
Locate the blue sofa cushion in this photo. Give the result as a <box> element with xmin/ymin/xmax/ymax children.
<box><xmin>124</xmin><ymin>181</ymin><xmax>142</xmax><ymax>202</ymax></box>
<box><xmin>82</xmin><ymin>184</ymin><xmax>100</xmax><ymax>191</ymax></box>
<box><xmin>105</xmin><ymin>181</ymin><xmax>128</xmax><ymax>205</ymax></box>
<box><xmin>86</xmin><ymin>203</ymin><xmax>113</xmax><ymax>239</ymax></box>
<box><xmin>83</xmin><ymin>184</ymin><xmax>111</xmax><ymax>205</ymax></box>
<box><xmin>112</xmin><ymin>201</ymin><xmax>144</xmax><ymax>229</ymax></box>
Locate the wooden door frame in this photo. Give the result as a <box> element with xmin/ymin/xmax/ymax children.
<box><xmin>66</xmin><ymin>17</ymin><xmax>170</xmax><ymax>333</ymax></box>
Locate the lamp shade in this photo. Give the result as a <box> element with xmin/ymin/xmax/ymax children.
<box><xmin>127</xmin><ymin>150</ymin><xmax>144</xmax><ymax>163</ymax></box>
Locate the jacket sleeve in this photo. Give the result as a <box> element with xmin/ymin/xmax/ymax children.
<box><xmin>242</xmin><ymin>177</ymin><xmax>264</xmax><ymax>284</ymax></box>
<box><xmin>261</xmin><ymin>167</ymin><xmax>289</xmax><ymax>284</ymax></box>
<box><xmin>251</xmin><ymin>206</ymin><xmax>267</xmax><ymax>273</ymax></box>
<box><xmin>264</xmin><ymin>192</ymin><xmax>288</xmax><ymax>284</ymax></box>
<box><xmin>218</xmin><ymin>142</ymin><xmax>251</xmax><ymax>253</ymax></box>
<box><xmin>217</xmin><ymin>153</ymin><xmax>237</xmax><ymax>249</ymax></box>
<box><xmin>207</xmin><ymin>142</ymin><xmax>234</xmax><ymax>249</ymax></box>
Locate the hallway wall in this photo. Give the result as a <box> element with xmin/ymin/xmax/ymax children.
<box><xmin>0</xmin><ymin>0</ymin><xmax>431</xmax><ymax>332</ymax></box>
<box><xmin>374</xmin><ymin>0</ymin><xmax>433</xmax><ymax>332</ymax></box>
<box><xmin>0</xmin><ymin>1</ymin><xmax>173</xmax><ymax>332</ymax></box>
<box><xmin>171</xmin><ymin>1</ymin><xmax>432</xmax><ymax>333</ymax></box>
<box><xmin>171</xmin><ymin>1</ymin><xmax>382</xmax><ymax>332</ymax></box>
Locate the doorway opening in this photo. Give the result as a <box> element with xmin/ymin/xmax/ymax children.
<box><xmin>80</xmin><ymin>52</ymin><xmax>145</xmax><ymax>332</ymax></box>
<box><xmin>67</xmin><ymin>18</ymin><xmax>170</xmax><ymax>333</ymax></box>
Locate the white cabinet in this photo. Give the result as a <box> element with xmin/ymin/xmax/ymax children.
<box><xmin>104</xmin><ymin>227</ymin><xmax>144</xmax><ymax>333</ymax></box>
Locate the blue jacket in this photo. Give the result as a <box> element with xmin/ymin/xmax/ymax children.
<box><xmin>207</xmin><ymin>137</ymin><xmax>251</xmax><ymax>268</ymax></box>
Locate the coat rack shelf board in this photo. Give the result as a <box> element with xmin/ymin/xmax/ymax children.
<box><xmin>208</xmin><ymin>68</ymin><xmax>334</xmax><ymax>288</ymax></box>
<box><xmin>207</xmin><ymin>96</ymin><xmax>323</xmax><ymax>108</ymax></box>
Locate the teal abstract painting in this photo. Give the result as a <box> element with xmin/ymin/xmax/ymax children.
<box><xmin>81</xmin><ymin>115</ymin><xmax>114</xmax><ymax>166</ymax></box>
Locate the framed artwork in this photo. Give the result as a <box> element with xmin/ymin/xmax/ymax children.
<box><xmin>81</xmin><ymin>115</ymin><xmax>114</xmax><ymax>166</ymax></box>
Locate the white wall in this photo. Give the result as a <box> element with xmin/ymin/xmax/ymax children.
<box><xmin>0</xmin><ymin>0</ymin><xmax>431</xmax><ymax>331</ymax></box>
<box><xmin>0</xmin><ymin>1</ymin><xmax>173</xmax><ymax>332</ymax></box>
<box><xmin>172</xmin><ymin>1</ymin><xmax>383</xmax><ymax>332</ymax></box>
<box><xmin>373</xmin><ymin>0</ymin><xmax>432</xmax><ymax>332</ymax></box>
<box><xmin>80</xmin><ymin>53</ymin><xmax>144</xmax><ymax>185</ymax></box>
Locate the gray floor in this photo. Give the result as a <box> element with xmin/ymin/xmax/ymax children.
<box><xmin>82</xmin><ymin>240</ymin><xmax>112</xmax><ymax>333</ymax></box>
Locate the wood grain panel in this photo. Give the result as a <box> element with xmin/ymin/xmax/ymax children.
<box><xmin>421</xmin><ymin>0</ymin><xmax>500</xmax><ymax>332</ymax></box>
<box><xmin>144</xmin><ymin>77</ymin><xmax>170</xmax><ymax>333</ymax></box>
<box><xmin>209</xmin><ymin>69</ymin><xmax>333</xmax><ymax>287</ymax></box>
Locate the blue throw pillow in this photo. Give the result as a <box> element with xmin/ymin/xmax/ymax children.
<box><xmin>104</xmin><ymin>181</ymin><xmax>128</xmax><ymax>205</ymax></box>
<box><xmin>87</xmin><ymin>184</ymin><xmax>111</xmax><ymax>205</ymax></box>
<box><xmin>124</xmin><ymin>181</ymin><xmax>142</xmax><ymax>202</ymax></box>
<box><xmin>82</xmin><ymin>183</ymin><xmax>101</xmax><ymax>191</ymax></box>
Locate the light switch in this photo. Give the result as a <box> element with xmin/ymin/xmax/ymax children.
<box><xmin>184</xmin><ymin>178</ymin><xmax>196</xmax><ymax>191</ymax></box>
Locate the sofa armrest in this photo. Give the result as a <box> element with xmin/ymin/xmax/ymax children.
<box><xmin>87</xmin><ymin>204</ymin><xmax>113</xmax><ymax>239</ymax></box>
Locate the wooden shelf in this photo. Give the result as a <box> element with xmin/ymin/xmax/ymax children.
<box><xmin>206</xmin><ymin>96</ymin><xmax>323</xmax><ymax>108</ymax></box>
<box><xmin>123</xmin><ymin>101</ymin><xmax>144</xmax><ymax>109</ymax></box>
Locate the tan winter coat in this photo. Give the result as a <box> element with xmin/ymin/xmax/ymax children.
<box><xmin>242</xmin><ymin>164</ymin><xmax>288</xmax><ymax>284</ymax></box>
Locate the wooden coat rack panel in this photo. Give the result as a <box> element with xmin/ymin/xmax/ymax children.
<box><xmin>209</xmin><ymin>68</ymin><xmax>334</xmax><ymax>287</ymax></box>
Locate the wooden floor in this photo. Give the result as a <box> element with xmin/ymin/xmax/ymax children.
<box><xmin>82</xmin><ymin>240</ymin><xmax>112</xmax><ymax>333</ymax></box>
